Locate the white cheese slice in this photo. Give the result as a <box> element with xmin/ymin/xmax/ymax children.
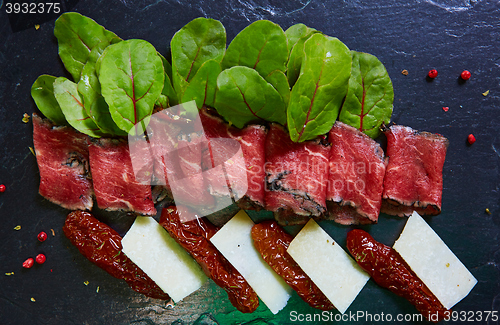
<box><xmin>121</xmin><ymin>216</ymin><xmax>208</xmax><ymax>302</ymax></box>
<box><xmin>393</xmin><ymin>211</ymin><xmax>477</xmax><ymax>309</ymax></box>
<box><xmin>210</xmin><ymin>210</ymin><xmax>292</xmax><ymax>314</ymax></box>
<box><xmin>287</xmin><ymin>219</ymin><xmax>370</xmax><ymax>314</ymax></box>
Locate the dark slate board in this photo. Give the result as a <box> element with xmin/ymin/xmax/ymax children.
<box><xmin>0</xmin><ymin>0</ymin><xmax>499</xmax><ymax>324</ymax></box>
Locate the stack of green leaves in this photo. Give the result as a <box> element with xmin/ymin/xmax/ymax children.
<box><xmin>31</xmin><ymin>13</ymin><xmax>394</xmax><ymax>142</ymax></box>
<box><xmin>31</xmin><ymin>12</ymin><xmax>165</xmax><ymax>137</ymax></box>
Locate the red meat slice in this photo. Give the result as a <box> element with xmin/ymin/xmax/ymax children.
<box><xmin>146</xmin><ymin>109</ymin><xmax>215</xmax><ymax>212</ymax></box>
<box><xmin>381</xmin><ymin>125</ymin><xmax>449</xmax><ymax>217</ymax></box>
<box><xmin>200</xmin><ymin>107</ymin><xmax>267</xmax><ymax>210</ymax></box>
<box><xmin>326</xmin><ymin>122</ymin><xmax>387</xmax><ymax>225</ymax></box>
<box><xmin>88</xmin><ymin>138</ymin><xmax>156</xmax><ymax>215</ymax></box>
<box><xmin>147</xmin><ymin>109</ymin><xmax>187</xmax><ymax>189</ymax></box>
<box><xmin>265</xmin><ymin>124</ymin><xmax>330</xmax><ymax>225</ymax></box>
<box><xmin>231</xmin><ymin>125</ymin><xmax>267</xmax><ymax>209</ymax></box>
<box><xmin>32</xmin><ymin>113</ymin><xmax>93</xmax><ymax>210</ymax></box>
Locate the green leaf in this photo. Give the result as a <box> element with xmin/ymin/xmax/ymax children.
<box><xmin>172</xmin><ymin>69</ymin><xmax>190</xmax><ymax>99</ymax></box>
<box><xmin>54</xmin><ymin>77</ymin><xmax>104</xmax><ymax>137</ymax></box>
<box><xmin>338</xmin><ymin>51</ymin><xmax>394</xmax><ymax>138</ymax></box>
<box><xmin>178</xmin><ymin>100</ymin><xmax>199</xmax><ymax>120</ymax></box>
<box><xmin>158</xmin><ymin>53</ymin><xmax>173</xmax><ymax>81</ymax></box>
<box><xmin>159</xmin><ymin>53</ymin><xmax>178</xmax><ymax>106</ymax></box>
<box><xmin>78</xmin><ymin>39</ymin><xmax>126</xmax><ymax>136</ymax></box>
<box><xmin>265</xmin><ymin>69</ymin><xmax>290</xmax><ymax>107</ymax></box>
<box><xmin>222</xmin><ymin>20</ymin><xmax>288</xmax><ymax>78</ymax></box>
<box><xmin>284</xmin><ymin>23</ymin><xmax>317</xmax><ymax>55</ymax></box>
<box><xmin>155</xmin><ymin>94</ymin><xmax>169</xmax><ymax>110</ymax></box>
<box><xmin>171</xmin><ymin>18</ymin><xmax>226</xmax><ymax>95</ymax></box>
<box><xmin>286</xmin><ymin>27</ymin><xmax>320</xmax><ymax>87</ymax></box>
<box><xmin>98</xmin><ymin>39</ymin><xmax>164</xmax><ymax>134</ymax></box>
<box><xmin>54</xmin><ymin>12</ymin><xmax>118</xmax><ymax>82</ymax></box>
<box><xmin>287</xmin><ymin>34</ymin><xmax>351</xmax><ymax>142</ymax></box>
<box><xmin>181</xmin><ymin>59</ymin><xmax>221</xmax><ymax>109</ymax></box>
<box><xmin>214</xmin><ymin>66</ymin><xmax>286</xmax><ymax>128</ymax></box>
<box><xmin>31</xmin><ymin>75</ymin><xmax>68</xmax><ymax>126</ymax></box>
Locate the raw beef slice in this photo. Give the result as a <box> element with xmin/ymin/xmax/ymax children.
<box><xmin>326</xmin><ymin>122</ymin><xmax>387</xmax><ymax>225</ymax></box>
<box><xmin>88</xmin><ymin>138</ymin><xmax>156</xmax><ymax>215</ymax></box>
<box><xmin>147</xmin><ymin>108</ymin><xmax>215</xmax><ymax>212</ymax></box>
<box><xmin>381</xmin><ymin>125</ymin><xmax>449</xmax><ymax>217</ymax></box>
<box><xmin>32</xmin><ymin>113</ymin><xmax>93</xmax><ymax>210</ymax></box>
<box><xmin>200</xmin><ymin>107</ymin><xmax>267</xmax><ymax>210</ymax></box>
<box><xmin>265</xmin><ymin>124</ymin><xmax>330</xmax><ymax>225</ymax></box>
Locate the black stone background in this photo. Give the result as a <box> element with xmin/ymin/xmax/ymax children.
<box><xmin>0</xmin><ymin>0</ymin><xmax>499</xmax><ymax>324</ymax></box>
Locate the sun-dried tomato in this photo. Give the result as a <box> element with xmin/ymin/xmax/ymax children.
<box><xmin>63</xmin><ymin>210</ymin><xmax>170</xmax><ymax>300</ymax></box>
<box><xmin>159</xmin><ymin>206</ymin><xmax>258</xmax><ymax>313</ymax></box>
<box><xmin>346</xmin><ymin>229</ymin><xmax>448</xmax><ymax>322</ymax></box>
<box><xmin>251</xmin><ymin>220</ymin><xmax>334</xmax><ymax>311</ymax></box>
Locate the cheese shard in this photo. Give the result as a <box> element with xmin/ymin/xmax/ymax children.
<box><xmin>210</xmin><ymin>210</ymin><xmax>292</xmax><ymax>314</ymax></box>
<box><xmin>287</xmin><ymin>219</ymin><xmax>370</xmax><ymax>314</ymax></box>
<box><xmin>122</xmin><ymin>216</ymin><xmax>208</xmax><ymax>302</ymax></box>
<box><xmin>393</xmin><ymin>211</ymin><xmax>477</xmax><ymax>309</ymax></box>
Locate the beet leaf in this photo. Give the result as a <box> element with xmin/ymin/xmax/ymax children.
<box><xmin>285</xmin><ymin>24</ymin><xmax>320</xmax><ymax>87</ymax></box>
<box><xmin>214</xmin><ymin>66</ymin><xmax>286</xmax><ymax>128</ymax></box>
<box><xmin>54</xmin><ymin>12</ymin><xmax>118</xmax><ymax>83</ymax></box>
<box><xmin>182</xmin><ymin>59</ymin><xmax>221</xmax><ymax>109</ymax></box>
<box><xmin>31</xmin><ymin>75</ymin><xmax>68</xmax><ymax>126</ymax></box>
<box><xmin>171</xmin><ymin>18</ymin><xmax>226</xmax><ymax>98</ymax></box>
<box><xmin>54</xmin><ymin>77</ymin><xmax>104</xmax><ymax>137</ymax></box>
<box><xmin>221</xmin><ymin>20</ymin><xmax>288</xmax><ymax>78</ymax></box>
<box><xmin>338</xmin><ymin>51</ymin><xmax>394</xmax><ymax>138</ymax></box>
<box><xmin>287</xmin><ymin>34</ymin><xmax>351</xmax><ymax>142</ymax></box>
<box><xmin>78</xmin><ymin>39</ymin><xmax>125</xmax><ymax>136</ymax></box>
<box><xmin>98</xmin><ymin>39</ymin><xmax>164</xmax><ymax>134</ymax></box>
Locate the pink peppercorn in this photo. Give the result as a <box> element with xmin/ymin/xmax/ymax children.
<box><xmin>467</xmin><ymin>134</ymin><xmax>476</xmax><ymax>144</ymax></box>
<box><xmin>37</xmin><ymin>231</ymin><xmax>47</xmax><ymax>242</ymax></box>
<box><xmin>23</xmin><ymin>258</ymin><xmax>34</xmax><ymax>269</ymax></box>
<box><xmin>461</xmin><ymin>70</ymin><xmax>471</xmax><ymax>80</ymax></box>
<box><xmin>0</xmin><ymin>184</ymin><xmax>5</xmax><ymax>193</ymax></box>
<box><xmin>428</xmin><ymin>69</ymin><xmax>438</xmax><ymax>78</ymax></box>
<box><xmin>35</xmin><ymin>254</ymin><xmax>46</xmax><ymax>264</ymax></box>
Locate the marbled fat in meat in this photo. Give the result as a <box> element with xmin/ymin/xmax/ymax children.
<box><xmin>326</xmin><ymin>122</ymin><xmax>387</xmax><ymax>225</ymax></box>
<box><xmin>88</xmin><ymin>138</ymin><xmax>156</xmax><ymax>215</ymax></box>
<box><xmin>200</xmin><ymin>107</ymin><xmax>267</xmax><ymax>210</ymax></box>
<box><xmin>147</xmin><ymin>109</ymin><xmax>215</xmax><ymax>212</ymax></box>
<box><xmin>32</xmin><ymin>113</ymin><xmax>93</xmax><ymax>210</ymax></box>
<box><xmin>265</xmin><ymin>124</ymin><xmax>330</xmax><ymax>225</ymax></box>
<box><xmin>381</xmin><ymin>125</ymin><xmax>449</xmax><ymax>217</ymax></box>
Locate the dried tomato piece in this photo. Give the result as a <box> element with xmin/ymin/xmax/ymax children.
<box><xmin>346</xmin><ymin>229</ymin><xmax>449</xmax><ymax>322</ymax></box>
<box><xmin>159</xmin><ymin>206</ymin><xmax>259</xmax><ymax>313</ymax></box>
<box><xmin>251</xmin><ymin>220</ymin><xmax>334</xmax><ymax>311</ymax></box>
<box><xmin>63</xmin><ymin>210</ymin><xmax>170</xmax><ymax>300</ymax></box>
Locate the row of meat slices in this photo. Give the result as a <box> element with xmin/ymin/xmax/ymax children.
<box><xmin>32</xmin><ymin>108</ymin><xmax>449</xmax><ymax>225</ymax></box>
<box><xmin>264</xmin><ymin>119</ymin><xmax>448</xmax><ymax>225</ymax></box>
